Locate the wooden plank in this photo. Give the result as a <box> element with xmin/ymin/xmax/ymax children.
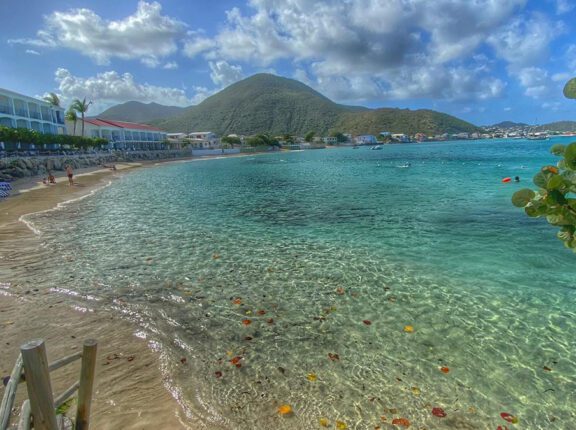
<box><xmin>0</xmin><ymin>354</ymin><xmax>23</xmax><ymax>430</ymax></box>
<box><xmin>48</xmin><ymin>352</ymin><xmax>82</xmax><ymax>373</ymax></box>
<box><xmin>20</xmin><ymin>339</ymin><xmax>58</xmax><ymax>430</ymax></box>
<box><xmin>75</xmin><ymin>339</ymin><xmax>97</xmax><ymax>430</ymax></box>
<box><xmin>16</xmin><ymin>400</ymin><xmax>30</xmax><ymax>430</ymax></box>
<box><xmin>54</xmin><ymin>381</ymin><xmax>79</xmax><ymax>409</ymax></box>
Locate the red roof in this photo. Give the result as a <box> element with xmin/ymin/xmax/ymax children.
<box><xmin>94</xmin><ymin>118</ymin><xmax>163</xmax><ymax>131</ymax></box>
<box><xmin>84</xmin><ymin>118</ymin><xmax>120</xmax><ymax>127</ymax></box>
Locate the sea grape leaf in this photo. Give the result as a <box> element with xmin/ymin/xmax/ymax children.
<box><xmin>512</xmin><ymin>189</ymin><xmax>535</xmax><ymax>207</ymax></box>
<box><xmin>547</xmin><ymin>175</ymin><xmax>564</xmax><ymax>191</ymax></box>
<box><xmin>525</xmin><ymin>206</ymin><xmax>539</xmax><ymax>217</ymax></box>
<box><xmin>533</xmin><ymin>172</ymin><xmax>548</xmax><ymax>188</ymax></box>
<box><xmin>564</xmin><ymin>142</ymin><xmax>576</xmax><ymax>171</ymax></box>
<box><xmin>550</xmin><ymin>144</ymin><xmax>566</xmax><ymax>156</ymax></box>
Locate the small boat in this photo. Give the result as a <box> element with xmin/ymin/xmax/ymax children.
<box><xmin>370</xmin><ymin>145</ymin><xmax>383</xmax><ymax>150</ymax></box>
<box><xmin>527</xmin><ymin>134</ymin><xmax>549</xmax><ymax>140</ymax></box>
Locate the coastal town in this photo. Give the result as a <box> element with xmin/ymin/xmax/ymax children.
<box><xmin>2</xmin><ymin>86</ymin><xmax>576</xmax><ymax>160</ymax></box>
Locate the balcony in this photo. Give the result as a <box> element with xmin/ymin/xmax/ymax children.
<box><xmin>29</xmin><ymin>111</ymin><xmax>41</xmax><ymax>120</ymax></box>
<box><xmin>15</xmin><ymin>108</ymin><xmax>28</xmax><ymax>117</ymax></box>
<box><xmin>0</xmin><ymin>104</ymin><xmax>13</xmax><ymax>115</ymax></box>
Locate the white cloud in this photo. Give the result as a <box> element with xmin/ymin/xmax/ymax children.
<box><xmin>555</xmin><ymin>0</ymin><xmax>575</xmax><ymax>14</ymax></box>
<box><xmin>53</xmin><ymin>68</ymin><xmax>197</xmax><ymax>113</ymax></box>
<box><xmin>516</xmin><ymin>67</ymin><xmax>554</xmax><ymax>99</ymax></box>
<box><xmin>209</xmin><ymin>61</ymin><xmax>243</xmax><ymax>87</ymax></box>
<box><xmin>141</xmin><ymin>57</ymin><xmax>161</xmax><ymax>68</ymax></box>
<box><xmin>542</xmin><ymin>101</ymin><xmax>561</xmax><ymax>111</ymax></box>
<box><xmin>184</xmin><ymin>0</ymin><xmax>525</xmax><ymax>102</ymax></box>
<box><xmin>504</xmin><ymin>107</ymin><xmax>512</xmax><ymax>111</ymax></box>
<box><xmin>488</xmin><ymin>13</ymin><xmax>564</xmax><ymax>69</ymax></box>
<box><xmin>163</xmin><ymin>61</ymin><xmax>178</xmax><ymax>70</ymax></box>
<box><xmin>25</xmin><ymin>49</ymin><xmax>40</xmax><ymax>55</ymax></box>
<box><xmin>183</xmin><ymin>37</ymin><xmax>217</xmax><ymax>58</ymax></box>
<box><xmin>9</xmin><ymin>1</ymin><xmax>185</xmax><ymax>66</ymax></box>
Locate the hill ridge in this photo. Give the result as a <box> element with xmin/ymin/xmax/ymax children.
<box><xmin>105</xmin><ymin>73</ymin><xmax>482</xmax><ymax>136</ymax></box>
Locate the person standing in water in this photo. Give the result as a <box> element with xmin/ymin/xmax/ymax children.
<box><xmin>66</xmin><ymin>165</ymin><xmax>74</xmax><ymax>186</ymax></box>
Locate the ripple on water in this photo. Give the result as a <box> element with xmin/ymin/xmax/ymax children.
<box><xmin>3</xmin><ymin>142</ymin><xmax>576</xmax><ymax>429</ymax></box>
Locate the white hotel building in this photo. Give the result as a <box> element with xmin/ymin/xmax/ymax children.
<box><xmin>0</xmin><ymin>88</ymin><xmax>66</xmax><ymax>135</ymax></box>
<box><xmin>66</xmin><ymin>118</ymin><xmax>168</xmax><ymax>150</ymax></box>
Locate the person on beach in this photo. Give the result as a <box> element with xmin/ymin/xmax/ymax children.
<box><xmin>66</xmin><ymin>165</ymin><xmax>74</xmax><ymax>186</ymax></box>
<box><xmin>48</xmin><ymin>171</ymin><xmax>56</xmax><ymax>184</ymax></box>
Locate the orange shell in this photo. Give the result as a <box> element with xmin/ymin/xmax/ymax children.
<box><xmin>278</xmin><ymin>404</ymin><xmax>292</xmax><ymax>415</ymax></box>
<box><xmin>391</xmin><ymin>417</ymin><xmax>410</xmax><ymax>427</ymax></box>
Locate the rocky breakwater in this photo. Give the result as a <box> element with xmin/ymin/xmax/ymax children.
<box><xmin>0</xmin><ymin>150</ymin><xmax>191</xmax><ymax>182</ymax></box>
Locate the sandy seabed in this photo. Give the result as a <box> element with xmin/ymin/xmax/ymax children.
<box><xmin>0</xmin><ymin>162</ymin><xmax>193</xmax><ymax>429</ymax></box>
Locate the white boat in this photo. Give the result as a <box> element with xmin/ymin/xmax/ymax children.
<box><xmin>527</xmin><ymin>134</ymin><xmax>549</xmax><ymax>140</ymax></box>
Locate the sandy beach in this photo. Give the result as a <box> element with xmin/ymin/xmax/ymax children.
<box><xmin>0</xmin><ymin>162</ymin><xmax>192</xmax><ymax>429</ymax></box>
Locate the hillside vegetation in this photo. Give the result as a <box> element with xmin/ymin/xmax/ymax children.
<box><xmin>106</xmin><ymin>74</ymin><xmax>481</xmax><ymax>136</ymax></box>
<box><xmin>534</xmin><ymin>121</ymin><xmax>576</xmax><ymax>132</ymax></box>
<box><xmin>99</xmin><ymin>101</ymin><xmax>186</xmax><ymax>123</ymax></box>
<box><xmin>335</xmin><ymin>108</ymin><xmax>481</xmax><ymax>135</ymax></box>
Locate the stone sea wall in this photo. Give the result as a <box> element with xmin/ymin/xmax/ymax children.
<box><xmin>0</xmin><ymin>150</ymin><xmax>192</xmax><ymax>182</ymax></box>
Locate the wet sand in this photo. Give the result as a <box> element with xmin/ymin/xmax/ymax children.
<box><xmin>0</xmin><ymin>162</ymin><xmax>191</xmax><ymax>429</ymax></box>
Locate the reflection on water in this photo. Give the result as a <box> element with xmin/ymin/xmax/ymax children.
<box><xmin>3</xmin><ymin>139</ymin><xmax>576</xmax><ymax>429</ymax></box>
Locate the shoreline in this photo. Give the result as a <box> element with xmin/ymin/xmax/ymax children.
<box><xmin>0</xmin><ymin>152</ymin><xmax>263</xmax><ymax>429</ymax></box>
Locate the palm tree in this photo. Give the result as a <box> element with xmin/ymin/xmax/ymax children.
<box><xmin>43</xmin><ymin>92</ymin><xmax>60</xmax><ymax>107</ymax></box>
<box><xmin>65</xmin><ymin>108</ymin><xmax>78</xmax><ymax>136</ymax></box>
<box><xmin>71</xmin><ymin>97</ymin><xmax>92</xmax><ymax>137</ymax></box>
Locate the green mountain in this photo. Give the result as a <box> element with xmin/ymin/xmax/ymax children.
<box><xmin>335</xmin><ymin>108</ymin><xmax>481</xmax><ymax>136</ymax></box>
<box><xmin>98</xmin><ymin>101</ymin><xmax>186</xmax><ymax>123</ymax></box>
<box><xmin>534</xmin><ymin>121</ymin><xmax>576</xmax><ymax>132</ymax></box>
<box><xmin>117</xmin><ymin>73</ymin><xmax>480</xmax><ymax>136</ymax></box>
<box><xmin>489</xmin><ymin>121</ymin><xmax>529</xmax><ymax>128</ymax></box>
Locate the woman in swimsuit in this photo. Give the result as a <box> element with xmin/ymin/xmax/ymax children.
<box><xmin>66</xmin><ymin>165</ymin><xmax>74</xmax><ymax>186</ymax></box>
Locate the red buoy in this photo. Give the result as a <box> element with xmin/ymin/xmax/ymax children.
<box><xmin>502</xmin><ymin>177</ymin><xmax>511</xmax><ymax>183</ymax></box>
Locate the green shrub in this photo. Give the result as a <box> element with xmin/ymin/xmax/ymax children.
<box><xmin>0</xmin><ymin>126</ymin><xmax>108</xmax><ymax>149</ymax></box>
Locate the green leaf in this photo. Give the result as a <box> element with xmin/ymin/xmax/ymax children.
<box><xmin>547</xmin><ymin>175</ymin><xmax>565</xmax><ymax>190</ymax></box>
<box><xmin>545</xmin><ymin>190</ymin><xmax>567</xmax><ymax>206</ymax></box>
<box><xmin>533</xmin><ymin>172</ymin><xmax>548</xmax><ymax>188</ymax></box>
<box><xmin>564</xmin><ymin>78</ymin><xmax>576</xmax><ymax>99</ymax></box>
<box><xmin>565</xmin><ymin>142</ymin><xmax>576</xmax><ymax>171</ymax></box>
<box><xmin>547</xmin><ymin>214</ymin><xmax>567</xmax><ymax>226</ymax></box>
<box><xmin>550</xmin><ymin>144</ymin><xmax>566</xmax><ymax>156</ymax></box>
<box><xmin>525</xmin><ymin>206</ymin><xmax>539</xmax><ymax>217</ymax></box>
<box><xmin>512</xmin><ymin>189</ymin><xmax>536</xmax><ymax>207</ymax></box>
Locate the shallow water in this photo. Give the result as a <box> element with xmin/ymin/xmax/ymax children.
<box><xmin>4</xmin><ymin>139</ymin><xmax>576</xmax><ymax>429</ymax></box>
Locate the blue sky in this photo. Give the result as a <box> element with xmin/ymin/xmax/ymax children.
<box><xmin>1</xmin><ymin>0</ymin><xmax>575</xmax><ymax>126</ymax></box>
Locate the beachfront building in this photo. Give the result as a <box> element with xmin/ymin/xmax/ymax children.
<box><xmin>355</xmin><ymin>135</ymin><xmax>378</xmax><ymax>144</ymax></box>
<box><xmin>66</xmin><ymin>118</ymin><xmax>168</xmax><ymax>150</ymax></box>
<box><xmin>322</xmin><ymin>136</ymin><xmax>337</xmax><ymax>145</ymax></box>
<box><xmin>0</xmin><ymin>88</ymin><xmax>66</xmax><ymax>135</ymax></box>
<box><xmin>187</xmin><ymin>131</ymin><xmax>220</xmax><ymax>149</ymax></box>
<box><xmin>392</xmin><ymin>133</ymin><xmax>410</xmax><ymax>143</ymax></box>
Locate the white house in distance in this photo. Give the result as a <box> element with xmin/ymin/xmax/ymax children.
<box><xmin>165</xmin><ymin>131</ymin><xmax>220</xmax><ymax>149</ymax></box>
<box><xmin>355</xmin><ymin>135</ymin><xmax>378</xmax><ymax>144</ymax></box>
<box><xmin>66</xmin><ymin>118</ymin><xmax>168</xmax><ymax>150</ymax></box>
<box><xmin>322</xmin><ymin>136</ymin><xmax>337</xmax><ymax>145</ymax></box>
<box><xmin>0</xmin><ymin>88</ymin><xmax>66</xmax><ymax>135</ymax></box>
<box><xmin>187</xmin><ymin>132</ymin><xmax>220</xmax><ymax>149</ymax></box>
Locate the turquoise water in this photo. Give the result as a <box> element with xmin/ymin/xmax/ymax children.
<box><xmin>9</xmin><ymin>138</ymin><xmax>576</xmax><ymax>429</ymax></box>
